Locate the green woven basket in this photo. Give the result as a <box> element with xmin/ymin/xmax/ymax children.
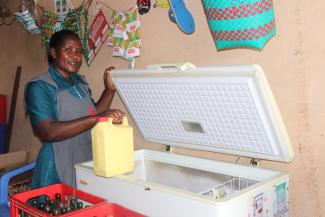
<box><xmin>202</xmin><ymin>0</ymin><xmax>276</xmax><ymax>50</ymax></box>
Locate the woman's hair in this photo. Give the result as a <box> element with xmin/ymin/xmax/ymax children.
<box><xmin>47</xmin><ymin>29</ymin><xmax>81</xmax><ymax>64</ymax></box>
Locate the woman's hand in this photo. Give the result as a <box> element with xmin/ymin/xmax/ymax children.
<box><xmin>98</xmin><ymin>109</ymin><xmax>125</xmax><ymax>124</ymax></box>
<box><xmin>96</xmin><ymin>66</ymin><xmax>118</xmax><ymax>116</ymax></box>
<box><xmin>104</xmin><ymin>66</ymin><xmax>116</xmax><ymax>92</ymax></box>
<box><xmin>108</xmin><ymin>109</ymin><xmax>125</xmax><ymax>123</ymax></box>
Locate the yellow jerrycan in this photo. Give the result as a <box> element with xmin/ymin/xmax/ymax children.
<box><xmin>91</xmin><ymin>116</ymin><xmax>134</xmax><ymax>177</ymax></box>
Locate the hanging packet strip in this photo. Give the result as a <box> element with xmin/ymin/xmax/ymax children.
<box><xmin>63</xmin><ymin>10</ymin><xmax>83</xmax><ymax>39</ymax></box>
<box><xmin>125</xmin><ymin>46</ymin><xmax>140</xmax><ymax>59</ymax></box>
<box><xmin>108</xmin><ymin>6</ymin><xmax>141</xmax><ymax>60</ymax></box>
<box><xmin>124</xmin><ymin>7</ymin><xmax>141</xmax><ymax>59</ymax></box>
<box><xmin>202</xmin><ymin>0</ymin><xmax>276</xmax><ymax>50</ymax></box>
<box><xmin>126</xmin><ymin>10</ymin><xmax>140</xmax><ymax>33</ymax></box>
<box><xmin>124</xmin><ymin>29</ymin><xmax>141</xmax><ymax>59</ymax></box>
<box><xmin>113</xmin><ymin>23</ymin><xmax>128</xmax><ymax>39</ymax></box>
<box><xmin>107</xmin><ymin>10</ymin><xmax>118</xmax><ymax>46</ymax></box>
<box><xmin>54</xmin><ymin>15</ymin><xmax>66</xmax><ymax>32</ymax></box>
<box><xmin>62</xmin><ymin>6</ymin><xmax>90</xmax><ymax>62</ymax></box>
<box><xmin>110</xmin><ymin>10</ymin><xmax>126</xmax><ymax>58</ymax></box>
<box><xmin>112</xmin><ymin>11</ymin><xmax>127</xmax><ymax>39</ymax></box>
<box><xmin>15</xmin><ymin>9</ymin><xmax>41</xmax><ymax>34</ymax></box>
<box><xmin>106</xmin><ymin>28</ymin><xmax>115</xmax><ymax>46</ymax></box>
<box><xmin>41</xmin><ymin>11</ymin><xmax>59</xmax><ymax>47</ymax></box>
<box><xmin>112</xmin><ymin>38</ymin><xmax>125</xmax><ymax>57</ymax></box>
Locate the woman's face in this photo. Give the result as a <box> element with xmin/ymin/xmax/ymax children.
<box><xmin>50</xmin><ymin>37</ymin><xmax>83</xmax><ymax>77</ymax></box>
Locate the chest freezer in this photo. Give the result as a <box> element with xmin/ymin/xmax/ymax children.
<box><xmin>75</xmin><ymin>64</ymin><xmax>293</xmax><ymax>217</ymax></box>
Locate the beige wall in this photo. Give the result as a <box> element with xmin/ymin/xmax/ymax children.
<box><xmin>1</xmin><ymin>0</ymin><xmax>324</xmax><ymax>216</ymax></box>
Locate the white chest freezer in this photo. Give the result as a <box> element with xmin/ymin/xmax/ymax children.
<box><xmin>75</xmin><ymin>64</ymin><xmax>293</xmax><ymax>217</ymax></box>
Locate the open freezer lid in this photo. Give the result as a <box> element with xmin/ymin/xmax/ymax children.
<box><xmin>111</xmin><ymin>64</ymin><xmax>294</xmax><ymax>162</ymax></box>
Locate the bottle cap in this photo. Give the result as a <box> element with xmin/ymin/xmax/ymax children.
<box><xmin>97</xmin><ymin>116</ymin><xmax>108</xmax><ymax>122</ymax></box>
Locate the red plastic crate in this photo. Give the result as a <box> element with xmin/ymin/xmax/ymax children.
<box><xmin>10</xmin><ymin>183</ymin><xmax>108</xmax><ymax>217</ymax></box>
<box><xmin>63</xmin><ymin>203</ymin><xmax>147</xmax><ymax>217</ymax></box>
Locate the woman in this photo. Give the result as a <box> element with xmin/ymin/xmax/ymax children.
<box><xmin>25</xmin><ymin>29</ymin><xmax>124</xmax><ymax>188</ymax></box>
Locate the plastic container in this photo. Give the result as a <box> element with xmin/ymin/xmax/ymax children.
<box><xmin>0</xmin><ymin>95</ymin><xmax>7</xmax><ymax>124</ymax></box>
<box><xmin>91</xmin><ymin>116</ymin><xmax>134</xmax><ymax>177</ymax></box>
<box><xmin>0</xmin><ymin>123</ymin><xmax>7</xmax><ymax>154</ymax></box>
<box><xmin>10</xmin><ymin>183</ymin><xmax>107</xmax><ymax>217</ymax></box>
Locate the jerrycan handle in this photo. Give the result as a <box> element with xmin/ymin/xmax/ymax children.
<box><xmin>107</xmin><ymin>116</ymin><xmax>129</xmax><ymax>126</ymax></box>
<box><xmin>122</xmin><ymin>116</ymin><xmax>128</xmax><ymax>126</ymax></box>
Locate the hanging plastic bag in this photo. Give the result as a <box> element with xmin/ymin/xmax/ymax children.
<box><xmin>202</xmin><ymin>0</ymin><xmax>276</xmax><ymax>50</ymax></box>
<box><xmin>14</xmin><ymin>9</ymin><xmax>41</xmax><ymax>34</ymax></box>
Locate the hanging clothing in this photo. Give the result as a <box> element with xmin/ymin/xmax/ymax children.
<box><xmin>25</xmin><ymin>65</ymin><xmax>96</xmax><ymax>188</ymax></box>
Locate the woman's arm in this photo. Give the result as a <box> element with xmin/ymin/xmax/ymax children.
<box><xmin>26</xmin><ymin>68</ymin><xmax>124</xmax><ymax>143</ymax></box>
<box><xmin>34</xmin><ymin>110</ymin><xmax>124</xmax><ymax>142</ymax></box>
<box><xmin>34</xmin><ymin>115</ymin><xmax>97</xmax><ymax>142</ymax></box>
<box><xmin>95</xmin><ymin>67</ymin><xmax>116</xmax><ymax>114</ymax></box>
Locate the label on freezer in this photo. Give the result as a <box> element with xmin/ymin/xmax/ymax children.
<box><xmin>274</xmin><ymin>182</ymin><xmax>289</xmax><ymax>217</ymax></box>
<box><xmin>248</xmin><ymin>181</ymin><xmax>289</xmax><ymax>217</ymax></box>
<box><xmin>253</xmin><ymin>192</ymin><xmax>266</xmax><ymax>217</ymax></box>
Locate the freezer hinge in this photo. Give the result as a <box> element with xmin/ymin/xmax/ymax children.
<box><xmin>249</xmin><ymin>158</ymin><xmax>260</xmax><ymax>167</ymax></box>
<box><xmin>165</xmin><ymin>145</ymin><xmax>172</xmax><ymax>152</ymax></box>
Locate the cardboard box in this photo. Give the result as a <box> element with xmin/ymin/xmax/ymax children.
<box><xmin>0</xmin><ymin>149</ymin><xmax>30</xmax><ymax>172</ymax></box>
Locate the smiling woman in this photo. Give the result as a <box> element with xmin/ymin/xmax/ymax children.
<box><xmin>48</xmin><ymin>30</ymin><xmax>83</xmax><ymax>80</ymax></box>
<box><xmin>24</xmin><ymin>29</ymin><xmax>125</xmax><ymax>189</ymax></box>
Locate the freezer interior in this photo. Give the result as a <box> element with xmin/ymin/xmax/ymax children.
<box><xmin>128</xmin><ymin>159</ymin><xmax>257</xmax><ymax>199</ymax></box>
<box><xmin>80</xmin><ymin>148</ymin><xmax>282</xmax><ymax>201</ymax></box>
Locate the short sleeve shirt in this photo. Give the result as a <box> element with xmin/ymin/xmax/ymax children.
<box><xmin>25</xmin><ymin>66</ymin><xmax>95</xmax><ymax>126</ymax></box>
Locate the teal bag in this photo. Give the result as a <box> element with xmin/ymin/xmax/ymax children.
<box><xmin>202</xmin><ymin>0</ymin><xmax>276</xmax><ymax>50</ymax></box>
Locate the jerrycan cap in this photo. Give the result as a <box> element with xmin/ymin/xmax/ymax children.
<box><xmin>97</xmin><ymin>116</ymin><xmax>108</xmax><ymax>122</ymax></box>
